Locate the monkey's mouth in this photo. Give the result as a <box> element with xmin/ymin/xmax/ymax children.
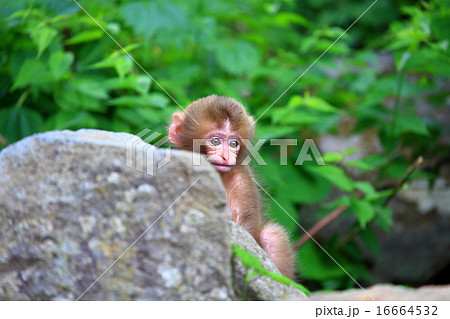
<box><xmin>211</xmin><ymin>162</ymin><xmax>232</xmax><ymax>173</ymax></box>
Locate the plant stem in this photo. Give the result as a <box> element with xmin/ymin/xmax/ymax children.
<box><xmin>17</xmin><ymin>87</ymin><xmax>31</xmax><ymax>107</ymax></box>
<box><xmin>337</xmin><ymin>156</ymin><xmax>423</xmax><ymax>249</ymax></box>
<box><xmin>295</xmin><ymin>156</ymin><xmax>423</xmax><ymax>251</ymax></box>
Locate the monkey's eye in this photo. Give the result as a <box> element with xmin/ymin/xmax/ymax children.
<box><xmin>210</xmin><ymin>137</ymin><xmax>221</xmax><ymax>146</ymax></box>
<box><xmin>229</xmin><ymin>140</ymin><xmax>239</xmax><ymax>148</ymax></box>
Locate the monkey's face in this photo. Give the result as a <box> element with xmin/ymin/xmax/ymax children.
<box><xmin>204</xmin><ymin>132</ymin><xmax>240</xmax><ymax>173</ymax></box>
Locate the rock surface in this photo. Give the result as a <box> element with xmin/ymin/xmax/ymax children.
<box><xmin>0</xmin><ymin>129</ymin><xmax>307</xmax><ymax>301</ymax></box>
<box><xmin>311</xmin><ymin>284</ymin><xmax>450</xmax><ymax>301</ymax></box>
<box><xmin>378</xmin><ymin>178</ymin><xmax>450</xmax><ymax>285</ymax></box>
<box><xmin>229</xmin><ymin>223</ymin><xmax>306</xmax><ymax>300</ymax></box>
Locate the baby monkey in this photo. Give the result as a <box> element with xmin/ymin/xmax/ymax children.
<box><xmin>169</xmin><ymin>95</ymin><xmax>295</xmax><ymax>279</ymax></box>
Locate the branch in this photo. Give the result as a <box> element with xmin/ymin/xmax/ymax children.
<box><xmin>293</xmin><ymin>205</ymin><xmax>348</xmax><ymax>250</ymax></box>
<box><xmin>294</xmin><ymin>156</ymin><xmax>424</xmax><ymax>251</ymax></box>
<box><xmin>382</xmin><ymin>156</ymin><xmax>423</xmax><ymax>206</ymax></box>
<box><xmin>337</xmin><ymin>156</ymin><xmax>424</xmax><ymax>249</ymax></box>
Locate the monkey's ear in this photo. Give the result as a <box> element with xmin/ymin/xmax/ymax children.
<box><xmin>248</xmin><ymin>115</ymin><xmax>256</xmax><ymax>128</ymax></box>
<box><xmin>247</xmin><ymin>115</ymin><xmax>256</xmax><ymax>140</ymax></box>
<box><xmin>168</xmin><ymin>112</ymin><xmax>186</xmax><ymax>146</ymax></box>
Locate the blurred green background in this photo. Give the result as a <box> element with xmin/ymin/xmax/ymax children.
<box><xmin>0</xmin><ymin>0</ymin><xmax>449</xmax><ymax>291</ymax></box>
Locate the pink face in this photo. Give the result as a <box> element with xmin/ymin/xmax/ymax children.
<box><xmin>204</xmin><ymin>130</ymin><xmax>241</xmax><ymax>173</ymax></box>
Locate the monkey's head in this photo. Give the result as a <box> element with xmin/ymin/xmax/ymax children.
<box><xmin>168</xmin><ymin>95</ymin><xmax>255</xmax><ymax>173</ymax></box>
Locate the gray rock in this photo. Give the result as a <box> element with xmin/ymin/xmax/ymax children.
<box><xmin>0</xmin><ymin>129</ymin><xmax>306</xmax><ymax>300</ymax></box>
<box><xmin>310</xmin><ymin>284</ymin><xmax>450</xmax><ymax>301</ymax></box>
<box><xmin>230</xmin><ymin>223</ymin><xmax>307</xmax><ymax>300</ymax></box>
<box><xmin>397</xmin><ymin>178</ymin><xmax>450</xmax><ymax>216</ymax></box>
<box><xmin>373</xmin><ymin>179</ymin><xmax>450</xmax><ymax>285</ymax></box>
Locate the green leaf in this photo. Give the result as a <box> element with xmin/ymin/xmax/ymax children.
<box><xmin>382</xmin><ymin>159</ymin><xmax>409</xmax><ymax>180</ymax></box>
<box><xmin>322</xmin><ymin>152</ymin><xmax>344</xmax><ymax>163</ymax></box>
<box><xmin>12</xmin><ymin>59</ymin><xmax>46</xmax><ymax>90</ymax></box>
<box><xmin>73</xmin><ymin>78</ymin><xmax>109</xmax><ymax>100</ymax></box>
<box><xmin>374</xmin><ymin>206</ymin><xmax>393</xmax><ymax>232</ymax></box>
<box><xmin>353</xmin><ymin>181</ymin><xmax>378</xmax><ymax>200</ymax></box>
<box><xmin>347</xmin><ymin>154</ymin><xmax>388</xmax><ymax>172</ymax></box>
<box><xmin>304</xmin><ymin>96</ymin><xmax>340</xmax><ymax>113</ymax></box>
<box><xmin>33</xmin><ymin>27</ymin><xmax>57</xmax><ymax>58</ymax></box>
<box><xmin>103</xmin><ymin>75</ymin><xmax>152</xmax><ymax>95</ymax></box>
<box><xmin>395</xmin><ymin>52</ymin><xmax>412</xmax><ymax>72</ymax></box>
<box><xmin>0</xmin><ymin>106</ymin><xmax>43</xmax><ymax>143</ymax></box>
<box><xmin>271</xmin><ymin>108</ymin><xmax>291</xmax><ymax>124</ymax></box>
<box><xmin>232</xmin><ymin>244</ymin><xmax>310</xmax><ymax>295</ymax></box>
<box><xmin>394</xmin><ymin>114</ymin><xmax>429</xmax><ymax>136</ymax></box>
<box><xmin>310</xmin><ymin>114</ymin><xmax>342</xmax><ymax>134</ymax></box>
<box><xmin>232</xmin><ymin>244</ymin><xmax>265</xmax><ymax>273</ymax></box>
<box><xmin>115</xmin><ymin>107</ymin><xmax>165</xmax><ymax>127</ymax></box>
<box><xmin>268</xmin><ymin>192</ymin><xmax>299</xmax><ymax>234</ymax></box>
<box><xmin>146</xmin><ymin>93</ymin><xmax>170</xmax><ymax>108</ymax></box>
<box><xmin>114</xmin><ymin>56</ymin><xmax>133</xmax><ymax>78</ymax></box>
<box><xmin>49</xmin><ymin>51</ymin><xmax>74</xmax><ymax>80</ymax></box>
<box><xmin>64</xmin><ymin>30</ymin><xmax>104</xmax><ymax>45</ymax></box>
<box><xmin>109</xmin><ymin>93</ymin><xmax>168</xmax><ymax>109</ymax></box>
<box><xmin>215</xmin><ymin>41</ymin><xmax>261</xmax><ymax>76</ymax></box>
<box><xmin>323</xmin><ymin>196</ymin><xmax>351</xmax><ymax>209</ymax></box>
<box><xmin>305</xmin><ymin>165</ymin><xmax>354</xmax><ymax>192</ymax></box>
<box><xmin>288</xmin><ymin>95</ymin><xmax>341</xmax><ymax>113</ymax></box>
<box><xmin>350</xmin><ymin>198</ymin><xmax>375</xmax><ymax>228</ymax></box>
<box><xmin>256</xmin><ymin>126</ymin><xmax>298</xmax><ymax>139</ymax></box>
<box><xmin>53</xmin><ymin>78</ymin><xmax>108</xmax><ymax>112</ymax></box>
<box><xmin>260</xmin><ymin>154</ymin><xmax>331</xmax><ymax>205</ymax></box>
<box><xmin>298</xmin><ymin>241</ymin><xmax>347</xmax><ymax>281</ymax></box>
<box><xmin>275</xmin><ymin>110</ymin><xmax>324</xmax><ymax>125</ymax></box>
<box><xmin>88</xmin><ymin>56</ymin><xmax>117</xmax><ymax>69</ymax></box>
<box><xmin>270</xmin><ymin>12</ymin><xmax>310</xmax><ymax>28</ymax></box>
<box><xmin>345</xmin><ymin>160</ymin><xmax>375</xmax><ymax>171</ymax></box>
<box><xmin>121</xmin><ymin>1</ymin><xmax>188</xmax><ymax>39</ymax></box>
<box><xmin>404</xmin><ymin>49</ymin><xmax>450</xmax><ymax>76</ymax></box>
<box><xmin>43</xmin><ymin>111</ymin><xmax>97</xmax><ymax>131</ymax></box>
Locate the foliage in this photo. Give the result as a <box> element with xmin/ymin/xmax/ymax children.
<box><xmin>231</xmin><ymin>244</ymin><xmax>310</xmax><ymax>299</ymax></box>
<box><xmin>1</xmin><ymin>0</ymin><xmax>448</xmax><ymax>290</ymax></box>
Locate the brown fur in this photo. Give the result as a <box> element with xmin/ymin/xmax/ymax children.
<box><xmin>169</xmin><ymin>95</ymin><xmax>295</xmax><ymax>279</ymax></box>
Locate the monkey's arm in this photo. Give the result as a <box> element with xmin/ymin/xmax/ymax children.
<box><xmin>222</xmin><ymin>167</ymin><xmax>263</xmax><ymax>239</ymax></box>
